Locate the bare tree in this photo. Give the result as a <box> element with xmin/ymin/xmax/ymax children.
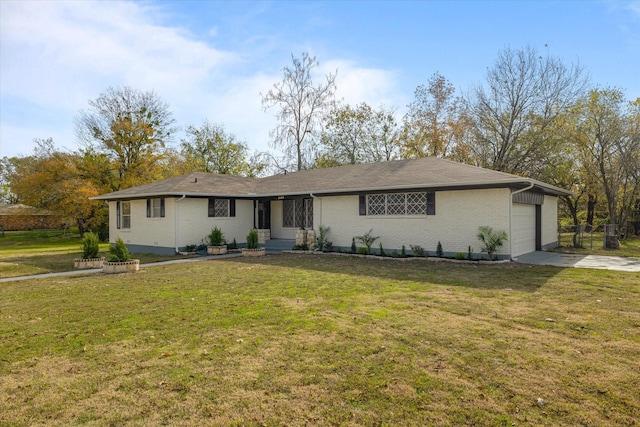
<box><xmin>262</xmin><ymin>52</ymin><xmax>337</xmax><ymax>171</ymax></box>
<box><xmin>470</xmin><ymin>46</ymin><xmax>589</xmax><ymax>176</ymax></box>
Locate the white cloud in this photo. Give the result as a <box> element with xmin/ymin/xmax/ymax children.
<box><xmin>321</xmin><ymin>59</ymin><xmax>405</xmax><ymax>111</ymax></box>
<box><xmin>0</xmin><ymin>1</ymin><xmax>405</xmax><ymax>160</ymax></box>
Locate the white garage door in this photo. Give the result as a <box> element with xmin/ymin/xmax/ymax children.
<box><xmin>512</xmin><ymin>203</ymin><xmax>536</xmax><ymax>257</ymax></box>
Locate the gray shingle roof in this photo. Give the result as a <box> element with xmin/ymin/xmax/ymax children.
<box><xmin>92</xmin><ymin>157</ymin><xmax>571</xmax><ymax>200</ymax></box>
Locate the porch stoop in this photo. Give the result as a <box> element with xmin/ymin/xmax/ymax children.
<box><xmin>263</xmin><ymin>239</ymin><xmax>295</xmax><ymax>253</ymax></box>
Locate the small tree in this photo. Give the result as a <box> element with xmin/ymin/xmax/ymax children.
<box><xmin>81</xmin><ymin>232</ymin><xmax>100</xmax><ymax>259</ymax></box>
<box><xmin>108</xmin><ymin>237</ymin><xmax>131</xmax><ymax>262</ymax></box>
<box><xmin>246</xmin><ymin>229</ymin><xmax>259</xmax><ymax>249</ymax></box>
<box><xmin>354</xmin><ymin>228</ymin><xmax>379</xmax><ymax>254</ymax></box>
<box><xmin>436</xmin><ymin>241</ymin><xmax>444</xmax><ymax>258</ymax></box>
<box><xmin>209</xmin><ymin>226</ymin><xmax>225</xmax><ymax>246</ymax></box>
<box><xmin>477</xmin><ymin>226</ymin><xmax>508</xmax><ymax>260</ymax></box>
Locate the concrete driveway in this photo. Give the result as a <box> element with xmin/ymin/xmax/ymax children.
<box><xmin>513</xmin><ymin>251</ymin><xmax>640</xmax><ymax>272</ymax></box>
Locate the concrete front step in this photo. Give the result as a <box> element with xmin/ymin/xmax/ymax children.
<box><xmin>264</xmin><ymin>239</ymin><xmax>295</xmax><ymax>252</ymax></box>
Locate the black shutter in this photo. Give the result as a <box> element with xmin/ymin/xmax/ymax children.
<box><xmin>229</xmin><ymin>199</ymin><xmax>236</xmax><ymax>217</ymax></box>
<box><xmin>359</xmin><ymin>195</ymin><xmax>366</xmax><ymax>216</ymax></box>
<box><xmin>426</xmin><ymin>192</ymin><xmax>436</xmax><ymax>215</ymax></box>
<box><xmin>160</xmin><ymin>198</ymin><xmax>165</xmax><ymax>217</ymax></box>
<box><xmin>146</xmin><ymin>199</ymin><xmax>151</xmax><ymax>217</ymax></box>
<box><xmin>208</xmin><ymin>198</ymin><xmax>216</xmax><ymax>217</ymax></box>
<box><xmin>116</xmin><ymin>201</ymin><xmax>121</xmax><ymax>229</ymax></box>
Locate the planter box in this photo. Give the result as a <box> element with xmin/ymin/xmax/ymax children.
<box><xmin>242</xmin><ymin>248</ymin><xmax>266</xmax><ymax>257</ymax></box>
<box><xmin>74</xmin><ymin>257</ymin><xmax>105</xmax><ymax>269</ymax></box>
<box><xmin>102</xmin><ymin>259</ymin><xmax>140</xmax><ymax>274</ymax></box>
<box><xmin>207</xmin><ymin>245</ymin><xmax>228</xmax><ymax>255</ymax></box>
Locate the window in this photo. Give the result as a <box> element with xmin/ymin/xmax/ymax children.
<box><xmin>283</xmin><ymin>198</ymin><xmax>313</xmax><ymax>228</ymax></box>
<box><xmin>146</xmin><ymin>198</ymin><xmax>165</xmax><ymax>218</ymax></box>
<box><xmin>117</xmin><ymin>201</ymin><xmax>131</xmax><ymax>229</ymax></box>
<box><xmin>363</xmin><ymin>192</ymin><xmax>435</xmax><ymax>216</ymax></box>
<box><xmin>208</xmin><ymin>198</ymin><xmax>235</xmax><ymax>217</ymax></box>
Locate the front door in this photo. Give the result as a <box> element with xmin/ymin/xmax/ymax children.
<box><xmin>258</xmin><ymin>200</ymin><xmax>271</xmax><ymax>229</ymax></box>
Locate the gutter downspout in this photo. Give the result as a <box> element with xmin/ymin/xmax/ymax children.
<box><xmin>509</xmin><ymin>181</ymin><xmax>535</xmax><ymax>260</ymax></box>
<box><xmin>175</xmin><ymin>195</ymin><xmax>186</xmax><ymax>253</ymax></box>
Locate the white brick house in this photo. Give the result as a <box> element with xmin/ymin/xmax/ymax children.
<box><xmin>92</xmin><ymin>158</ymin><xmax>571</xmax><ymax>259</ymax></box>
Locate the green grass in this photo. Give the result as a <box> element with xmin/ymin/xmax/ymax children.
<box><xmin>555</xmin><ymin>232</ymin><xmax>640</xmax><ymax>257</ymax></box>
<box><xmin>0</xmin><ymin>230</ymin><xmax>183</xmax><ymax>278</ymax></box>
<box><xmin>1</xmin><ymin>252</ymin><xmax>638</xmax><ymax>426</ymax></box>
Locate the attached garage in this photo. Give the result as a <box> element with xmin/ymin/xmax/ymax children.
<box><xmin>511</xmin><ymin>203</ymin><xmax>536</xmax><ymax>257</ymax></box>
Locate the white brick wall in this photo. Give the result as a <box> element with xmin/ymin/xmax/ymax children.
<box><xmin>315</xmin><ymin>188</ymin><xmax>512</xmax><ymax>256</ymax></box>
<box><xmin>110</xmin><ymin>197</ymin><xmax>254</xmax><ymax>249</ymax></box>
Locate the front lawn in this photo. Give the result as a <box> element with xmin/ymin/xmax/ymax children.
<box><xmin>1</xmin><ymin>253</ymin><xmax>638</xmax><ymax>426</ymax></box>
<box><xmin>0</xmin><ymin>230</ymin><xmax>181</xmax><ymax>278</ymax></box>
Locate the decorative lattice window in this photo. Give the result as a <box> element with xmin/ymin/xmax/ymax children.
<box><xmin>366</xmin><ymin>192</ymin><xmax>434</xmax><ymax>216</ymax></box>
<box><xmin>406</xmin><ymin>192</ymin><xmax>427</xmax><ymax>215</ymax></box>
<box><xmin>367</xmin><ymin>194</ymin><xmax>386</xmax><ymax>215</ymax></box>
<box><xmin>304</xmin><ymin>198</ymin><xmax>313</xmax><ymax>228</ymax></box>
<box><xmin>283</xmin><ymin>198</ymin><xmax>313</xmax><ymax>228</ymax></box>
<box><xmin>208</xmin><ymin>198</ymin><xmax>229</xmax><ymax>217</ymax></box>
<box><xmin>387</xmin><ymin>193</ymin><xmax>405</xmax><ymax>215</ymax></box>
<box><xmin>283</xmin><ymin>199</ymin><xmax>295</xmax><ymax>228</ymax></box>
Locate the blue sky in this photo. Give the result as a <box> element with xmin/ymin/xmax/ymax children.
<box><xmin>1</xmin><ymin>0</ymin><xmax>639</xmax><ymax>160</ymax></box>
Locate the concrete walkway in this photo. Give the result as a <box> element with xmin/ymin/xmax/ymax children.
<box><xmin>0</xmin><ymin>252</ymin><xmax>243</xmax><ymax>283</ymax></box>
<box><xmin>513</xmin><ymin>251</ymin><xmax>640</xmax><ymax>272</ymax></box>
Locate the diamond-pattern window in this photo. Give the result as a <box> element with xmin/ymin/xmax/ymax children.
<box><xmin>304</xmin><ymin>198</ymin><xmax>313</xmax><ymax>228</ymax></box>
<box><xmin>367</xmin><ymin>194</ymin><xmax>386</xmax><ymax>215</ymax></box>
<box><xmin>387</xmin><ymin>193</ymin><xmax>405</xmax><ymax>215</ymax></box>
<box><xmin>366</xmin><ymin>192</ymin><xmax>434</xmax><ymax>216</ymax></box>
<box><xmin>283</xmin><ymin>200</ymin><xmax>295</xmax><ymax>228</ymax></box>
<box><xmin>282</xmin><ymin>199</ymin><xmax>313</xmax><ymax>228</ymax></box>
<box><xmin>407</xmin><ymin>192</ymin><xmax>427</xmax><ymax>215</ymax></box>
<box><xmin>214</xmin><ymin>199</ymin><xmax>228</xmax><ymax>217</ymax></box>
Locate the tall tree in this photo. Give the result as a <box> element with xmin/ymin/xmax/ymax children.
<box><xmin>181</xmin><ymin>121</ymin><xmax>266</xmax><ymax>177</ymax></box>
<box><xmin>401</xmin><ymin>72</ymin><xmax>472</xmax><ymax>162</ymax></box>
<box><xmin>469</xmin><ymin>46</ymin><xmax>588</xmax><ymax>176</ymax></box>
<box><xmin>316</xmin><ymin>103</ymin><xmax>400</xmax><ymax>167</ymax></box>
<box><xmin>75</xmin><ymin>85</ymin><xmax>176</xmax><ymax>189</ymax></box>
<box><xmin>568</xmin><ymin>89</ymin><xmax>640</xmax><ymax>230</ymax></box>
<box><xmin>262</xmin><ymin>52</ymin><xmax>337</xmax><ymax>171</ymax></box>
<box><xmin>10</xmin><ymin>139</ymin><xmax>108</xmax><ymax>236</ymax></box>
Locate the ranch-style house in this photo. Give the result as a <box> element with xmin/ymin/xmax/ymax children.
<box><xmin>92</xmin><ymin>157</ymin><xmax>571</xmax><ymax>259</ymax></box>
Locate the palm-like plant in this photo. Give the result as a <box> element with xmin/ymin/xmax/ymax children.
<box><xmin>477</xmin><ymin>226</ymin><xmax>508</xmax><ymax>260</ymax></box>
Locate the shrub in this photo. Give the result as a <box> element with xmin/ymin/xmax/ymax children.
<box><xmin>351</xmin><ymin>238</ymin><xmax>357</xmax><ymax>253</ymax></box>
<box><xmin>455</xmin><ymin>252</ymin><xmax>466</xmax><ymax>260</ymax></box>
<box><xmin>357</xmin><ymin>247</ymin><xmax>369</xmax><ymax>255</ymax></box>
<box><xmin>108</xmin><ymin>237</ymin><xmax>131</xmax><ymax>262</ymax></box>
<box><xmin>401</xmin><ymin>245</ymin><xmax>407</xmax><ymax>258</ymax></box>
<box><xmin>379</xmin><ymin>243</ymin><xmax>386</xmax><ymax>257</ymax></box>
<box><xmin>292</xmin><ymin>243</ymin><xmax>309</xmax><ymax>251</ymax></box>
<box><xmin>209</xmin><ymin>226</ymin><xmax>225</xmax><ymax>246</ymax></box>
<box><xmin>467</xmin><ymin>245</ymin><xmax>473</xmax><ymax>260</ymax></box>
<box><xmin>246</xmin><ymin>229</ymin><xmax>259</xmax><ymax>249</ymax></box>
<box><xmin>355</xmin><ymin>228</ymin><xmax>379</xmax><ymax>254</ymax></box>
<box><xmin>81</xmin><ymin>232</ymin><xmax>100</xmax><ymax>259</ymax></box>
<box><xmin>436</xmin><ymin>241</ymin><xmax>443</xmax><ymax>258</ymax></box>
<box><xmin>477</xmin><ymin>226</ymin><xmax>508</xmax><ymax>260</ymax></box>
<box><xmin>316</xmin><ymin>225</ymin><xmax>331</xmax><ymax>251</ymax></box>
<box><xmin>410</xmin><ymin>245</ymin><xmax>425</xmax><ymax>257</ymax></box>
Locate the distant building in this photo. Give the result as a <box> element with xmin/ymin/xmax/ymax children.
<box><xmin>0</xmin><ymin>204</ymin><xmax>69</xmax><ymax>231</ymax></box>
